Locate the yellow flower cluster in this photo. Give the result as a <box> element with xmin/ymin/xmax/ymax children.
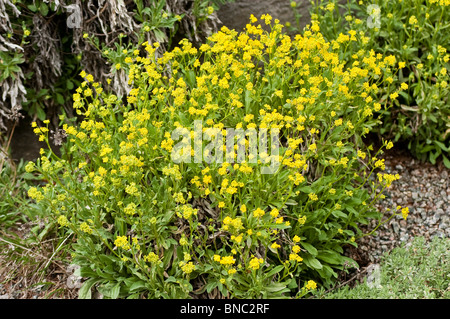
<box><xmin>144</xmin><ymin>252</ymin><xmax>160</xmax><ymax>264</ymax></box>
<box><xmin>28</xmin><ymin>187</ymin><xmax>44</xmax><ymax>202</ymax></box>
<box><xmin>175</xmin><ymin>204</ymin><xmax>198</xmax><ymax>220</ymax></box>
<box><xmin>114</xmin><ymin>235</ymin><xmax>131</xmax><ymax>250</ymax></box>
<box><xmin>304</xmin><ymin>280</ymin><xmax>317</xmax><ymax>290</ymax></box>
<box><xmin>214</xmin><ymin>255</ymin><xmax>236</xmax><ymax>265</ymax></box>
<box><xmin>249</xmin><ymin>257</ymin><xmax>264</xmax><ymax>270</ymax></box>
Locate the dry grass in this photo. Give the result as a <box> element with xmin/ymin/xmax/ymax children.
<box><xmin>0</xmin><ymin>222</ymin><xmax>79</xmax><ymax>299</ymax></box>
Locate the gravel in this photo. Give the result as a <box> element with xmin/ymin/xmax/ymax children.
<box><xmin>343</xmin><ymin>147</ymin><xmax>449</xmax><ymax>279</ymax></box>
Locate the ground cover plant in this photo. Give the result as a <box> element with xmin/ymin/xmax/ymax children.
<box><xmin>23</xmin><ymin>13</ymin><xmax>411</xmax><ymax>299</ymax></box>
<box><xmin>306</xmin><ymin>0</ymin><xmax>450</xmax><ymax>167</ymax></box>
<box><xmin>316</xmin><ymin>236</ymin><xmax>450</xmax><ymax>299</ymax></box>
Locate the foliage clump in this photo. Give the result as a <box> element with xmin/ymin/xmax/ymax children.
<box><xmin>26</xmin><ymin>14</ymin><xmax>407</xmax><ymax>299</ymax></box>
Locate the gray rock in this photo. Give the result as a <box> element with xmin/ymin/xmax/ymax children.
<box><xmin>391</xmin><ymin>221</ymin><xmax>400</xmax><ymax>234</ymax></box>
<box><xmin>399</xmin><ymin>233</ymin><xmax>410</xmax><ymax>242</ymax></box>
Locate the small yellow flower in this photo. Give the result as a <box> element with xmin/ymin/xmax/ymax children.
<box><xmin>253</xmin><ymin>208</ymin><xmax>265</xmax><ymax>218</ymax></box>
<box><xmin>271</xmin><ymin>242</ymin><xmax>281</xmax><ymax>249</ymax></box>
<box><xmin>386</xmin><ymin>141</ymin><xmax>394</xmax><ymax>149</ymax></box>
<box><xmin>304</xmin><ymin>280</ymin><xmax>317</xmax><ymax>290</ymax></box>
<box><xmin>401</xmin><ymin>207</ymin><xmax>409</xmax><ymax>220</ymax></box>
<box><xmin>270</xmin><ymin>208</ymin><xmax>279</xmax><ymax>218</ymax></box>
<box><xmin>390</xmin><ymin>92</ymin><xmax>399</xmax><ymax>100</ymax></box>
<box><xmin>249</xmin><ymin>257</ymin><xmax>263</xmax><ymax>270</ymax></box>
<box><xmin>57</xmin><ymin>215</ymin><xmax>69</xmax><ymax>227</ymax></box>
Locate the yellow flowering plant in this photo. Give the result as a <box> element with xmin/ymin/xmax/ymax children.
<box><xmin>27</xmin><ymin>15</ymin><xmax>405</xmax><ymax>298</ymax></box>
<box><xmin>308</xmin><ymin>0</ymin><xmax>450</xmax><ymax>167</ymax></box>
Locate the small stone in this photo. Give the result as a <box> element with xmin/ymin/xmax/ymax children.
<box><xmin>391</xmin><ymin>221</ymin><xmax>400</xmax><ymax>234</ymax></box>
<box><xmin>432</xmin><ymin>231</ymin><xmax>445</xmax><ymax>239</ymax></box>
<box><xmin>428</xmin><ymin>215</ymin><xmax>440</xmax><ymax>225</ymax></box>
<box><xmin>399</xmin><ymin>220</ymin><xmax>407</xmax><ymax>228</ymax></box>
<box><xmin>420</xmin><ymin>210</ymin><xmax>427</xmax><ymax>220</ymax></box>
<box><xmin>400</xmin><ymin>233</ymin><xmax>409</xmax><ymax>242</ymax></box>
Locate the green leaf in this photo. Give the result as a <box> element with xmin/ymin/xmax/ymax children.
<box><xmin>110</xmin><ymin>283</ymin><xmax>121</xmax><ymax>299</ymax></box>
<box><xmin>153</xmin><ymin>29</ymin><xmax>167</xmax><ymax>42</ymax></box>
<box><xmin>165</xmin><ymin>276</ymin><xmax>177</xmax><ymax>283</ymax></box>
<box><xmin>205</xmin><ymin>281</ymin><xmax>218</xmax><ymax>293</ymax></box>
<box><xmin>233</xmin><ymin>274</ymin><xmax>250</xmax><ymax>288</ymax></box>
<box><xmin>429</xmin><ymin>150</ymin><xmax>439</xmax><ymax>165</ymax></box>
<box><xmin>79</xmin><ymin>266</ymin><xmax>97</xmax><ymax>278</ymax></box>
<box><xmin>316</xmin><ymin>251</ymin><xmax>342</xmax><ymax>265</ymax></box>
<box><xmin>304</xmin><ymin>256</ymin><xmax>323</xmax><ymax>269</ymax></box>
<box><xmin>185</xmin><ymin>70</ymin><xmax>196</xmax><ymax>88</ymax></box>
<box><xmin>40</xmin><ymin>2</ymin><xmax>49</xmax><ymax>16</ymax></box>
<box><xmin>346</xmin><ymin>206</ymin><xmax>359</xmax><ymax>218</ymax></box>
<box><xmin>301</xmin><ymin>242</ymin><xmax>318</xmax><ymax>256</ymax></box>
<box><xmin>331</xmin><ymin>210</ymin><xmax>347</xmax><ymax>219</ymax></box>
<box><xmin>266</xmin><ymin>265</ymin><xmax>284</xmax><ymax>277</ymax></box>
<box><xmin>265</xmin><ymin>282</ymin><xmax>287</xmax><ymax>292</ymax></box>
<box><xmin>56</xmin><ymin>93</ymin><xmax>65</xmax><ymax>105</ymax></box>
<box><xmin>433</xmin><ymin>140</ymin><xmax>449</xmax><ymax>152</ymax></box>
<box><xmin>218</xmin><ymin>281</ymin><xmax>227</xmax><ymax>296</ymax></box>
<box><xmin>443</xmin><ymin>154</ymin><xmax>450</xmax><ymax>169</ymax></box>
<box><xmin>245</xmin><ymin>89</ymin><xmax>251</xmax><ymax>111</ymax></box>
<box><xmin>78</xmin><ymin>278</ymin><xmax>100</xmax><ymax>299</ymax></box>
<box><xmin>129</xmin><ymin>281</ymin><xmax>147</xmax><ymax>292</ymax></box>
<box><xmin>66</xmin><ymin>80</ymin><xmax>74</xmax><ymax>90</ymax></box>
<box><xmin>36</xmin><ymin>106</ymin><xmax>46</xmax><ymax>122</ymax></box>
<box><xmin>27</xmin><ymin>4</ymin><xmax>38</xmax><ymax>12</ymax></box>
<box><xmin>284</xmin><ymin>199</ymin><xmax>298</xmax><ymax>206</ymax></box>
<box><xmin>298</xmin><ymin>186</ymin><xmax>313</xmax><ymax>193</ymax></box>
